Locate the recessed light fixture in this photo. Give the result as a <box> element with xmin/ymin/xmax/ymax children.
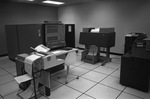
<box><xmin>42</xmin><ymin>0</ymin><xmax>64</xmax><ymax>5</ymax></box>
<box><xmin>27</xmin><ymin>0</ymin><xmax>34</xmax><ymax>1</ymax></box>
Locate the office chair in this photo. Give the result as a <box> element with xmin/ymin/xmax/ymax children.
<box><xmin>57</xmin><ymin>51</ymin><xmax>79</xmax><ymax>84</ymax></box>
<box><xmin>14</xmin><ymin>56</ymin><xmax>43</xmax><ymax>99</ymax></box>
<box><xmin>65</xmin><ymin>51</ymin><xmax>79</xmax><ymax>84</ymax></box>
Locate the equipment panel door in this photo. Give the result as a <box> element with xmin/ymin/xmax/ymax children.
<box><xmin>17</xmin><ymin>24</ymin><xmax>43</xmax><ymax>54</ymax></box>
<box><xmin>65</xmin><ymin>24</ymin><xmax>75</xmax><ymax>47</ymax></box>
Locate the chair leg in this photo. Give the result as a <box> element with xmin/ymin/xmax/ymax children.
<box><xmin>65</xmin><ymin>65</ymin><xmax>79</xmax><ymax>84</ymax></box>
<box><xmin>16</xmin><ymin>88</ymin><xmax>24</xmax><ymax>99</ymax></box>
<box><xmin>17</xmin><ymin>88</ymin><xmax>22</xmax><ymax>95</ymax></box>
<box><xmin>65</xmin><ymin>65</ymin><xmax>69</xmax><ymax>84</ymax></box>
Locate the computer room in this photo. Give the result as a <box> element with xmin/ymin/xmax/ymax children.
<box><xmin>0</xmin><ymin>0</ymin><xmax>150</xmax><ymax>99</ymax></box>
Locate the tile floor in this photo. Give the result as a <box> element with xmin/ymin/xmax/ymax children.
<box><xmin>0</xmin><ymin>50</ymin><xmax>150</xmax><ymax>99</ymax></box>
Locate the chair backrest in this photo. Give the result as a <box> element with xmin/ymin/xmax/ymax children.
<box><xmin>65</xmin><ymin>51</ymin><xmax>76</xmax><ymax>66</ymax></box>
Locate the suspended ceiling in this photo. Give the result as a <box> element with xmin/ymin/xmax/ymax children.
<box><xmin>8</xmin><ymin>0</ymin><xmax>96</xmax><ymax>7</ymax></box>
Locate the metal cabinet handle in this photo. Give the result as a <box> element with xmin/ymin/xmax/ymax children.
<box><xmin>38</xmin><ymin>29</ymin><xmax>41</xmax><ymax>37</ymax></box>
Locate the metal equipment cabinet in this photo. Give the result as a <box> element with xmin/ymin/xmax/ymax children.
<box><xmin>124</xmin><ymin>35</ymin><xmax>137</xmax><ymax>54</ymax></box>
<box><xmin>65</xmin><ymin>24</ymin><xmax>75</xmax><ymax>47</ymax></box>
<box><xmin>120</xmin><ymin>53</ymin><xmax>150</xmax><ymax>92</ymax></box>
<box><xmin>5</xmin><ymin>24</ymin><xmax>44</xmax><ymax>61</ymax></box>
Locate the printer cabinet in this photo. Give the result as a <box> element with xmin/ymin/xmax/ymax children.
<box><xmin>15</xmin><ymin>53</ymin><xmax>64</xmax><ymax>90</ymax></box>
<box><xmin>120</xmin><ymin>53</ymin><xmax>150</xmax><ymax>92</ymax></box>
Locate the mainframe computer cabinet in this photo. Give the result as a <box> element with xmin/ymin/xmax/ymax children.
<box><xmin>5</xmin><ymin>24</ymin><xmax>43</xmax><ymax>61</ymax></box>
<box><xmin>6</xmin><ymin>23</ymin><xmax>65</xmax><ymax>61</ymax></box>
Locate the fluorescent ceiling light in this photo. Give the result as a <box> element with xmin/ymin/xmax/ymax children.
<box><xmin>27</xmin><ymin>0</ymin><xmax>34</xmax><ymax>1</ymax></box>
<box><xmin>42</xmin><ymin>0</ymin><xmax>64</xmax><ymax>5</ymax></box>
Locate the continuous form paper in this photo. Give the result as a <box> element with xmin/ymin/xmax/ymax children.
<box><xmin>17</xmin><ymin>54</ymin><xmax>42</xmax><ymax>98</ymax></box>
<box><xmin>90</xmin><ymin>28</ymin><xmax>100</xmax><ymax>33</ymax></box>
<box><xmin>24</xmin><ymin>54</ymin><xmax>41</xmax><ymax>75</ymax></box>
<box><xmin>34</xmin><ymin>44</ymin><xmax>50</xmax><ymax>53</ymax></box>
<box><xmin>87</xmin><ymin>45</ymin><xmax>98</xmax><ymax>56</ymax></box>
<box><xmin>14</xmin><ymin>74</ymin><xmax>32</xmax><ymax>84</ymax></box>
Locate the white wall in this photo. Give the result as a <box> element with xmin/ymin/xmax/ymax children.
<box><xmin>58</xmin><ymin>0</ymin><xmax>150</xmax><ymax>54</ymax></box>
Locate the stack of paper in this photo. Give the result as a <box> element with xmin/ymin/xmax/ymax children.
<box><xmin>34</xmin><ymin>44</ymin><xmax>50</xmax><ymax>53</ymax></box>
<box><xmin>91</xmin><ymin>28</ymin><xmax>100</xmax><ymax>33</ymax></box>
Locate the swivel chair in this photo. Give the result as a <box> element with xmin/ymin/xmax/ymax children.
<box><xmin>56</xmin><ymin>51</ymin><xmax>79</xmax><ymax>84</ymax></box>
<box><xmin>64</xmin><ymin>51</ymin><xmax>79</xmax><ymax>84</ymax></box>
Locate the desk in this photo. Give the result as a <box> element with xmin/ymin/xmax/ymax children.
<box><xmin>15</xmin><ymin>48</ymin><xmax>78</xmax><ymax>97</ymax></box>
